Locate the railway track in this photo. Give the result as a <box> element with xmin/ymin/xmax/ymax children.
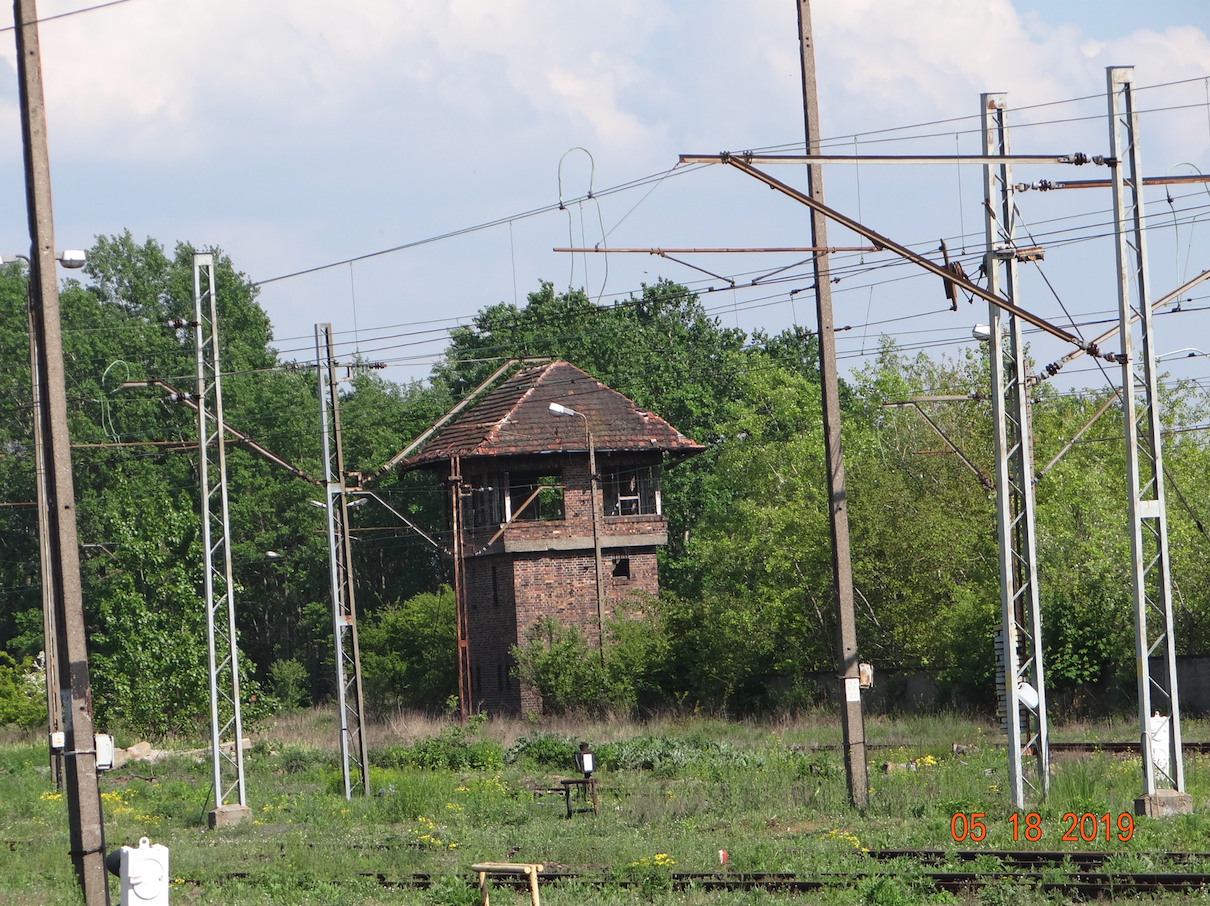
<box><xmin>352</xmin><ymin>861</ymin><xmax>1210</xmax><ymax>897</ymax></box>
<box><xmin>175</xmin><ymin>850</ymin><xmax>1210</xmax><ymax>898</ymax></box>
<box><xmin>807</xmin><ymin>741</ymin><xmax>1210</xmax><ymax>754</ymax></box>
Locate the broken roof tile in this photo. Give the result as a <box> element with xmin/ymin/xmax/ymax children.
<box><xmin>400</xmin><ymin>361</ymin><xmax>704</xmax><ymax>469</ymax></box>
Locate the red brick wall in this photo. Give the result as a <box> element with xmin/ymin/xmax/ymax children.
<box><xmin>458</xmin><ymin>451</ymin><xmax>664</xmax><ymax>714</ymax></box>
<box><xmin>464</xmin><ymin>554</ymin><xmax>523</xmax><ymax>713</ymax></box>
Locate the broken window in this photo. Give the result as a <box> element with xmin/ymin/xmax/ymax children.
<box><xmin>604</xmin><ymin>465</ymin><xmax>660</xmax><ymax>516</ymax></box>
<box><xmin>469</xmin><ymin>480</ymin><xmax>503</xmax><ymax>527</ymax></box>
<box><xmin>612</xmin><ymin>557</ymin><xmax>631</xmax><ymax>579</ymax></box>
<box><xmin>509</xmin><ymin>472</ymin><xmax>565</xmax><ymax>521</ymax></box>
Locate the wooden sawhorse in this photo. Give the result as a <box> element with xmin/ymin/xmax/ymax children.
<box><xmin>471</xmin><ymin>862</ymin><xmax>544</xmax><ymax>906</ymax></box>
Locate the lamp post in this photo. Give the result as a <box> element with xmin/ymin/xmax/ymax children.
<box><xmin>1156</xmin><ymin>348</ymin><xmax>1209</xmax><ymax>361</ymax></box>
<box><xmin>548</xmin><ymin>402</ymin><xmax>607</xmax><ymax>664</ymax></box>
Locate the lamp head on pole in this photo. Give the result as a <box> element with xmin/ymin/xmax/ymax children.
<box><xmin>548</xmin><ymin>402</ymin><xmax>578</xmax><ymax>418</ymax></box>
<box><xmin>574</xmin><ymin>741</ymin><xmax>594</xmax><ymax>778</ymax></box>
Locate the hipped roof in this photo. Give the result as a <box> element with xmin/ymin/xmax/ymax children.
<box><xmin>401</xmin><ymin>361</ymin><xmax>704</xmax><ymax>469</ymax></box>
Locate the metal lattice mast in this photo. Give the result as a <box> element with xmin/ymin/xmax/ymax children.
<box><xmin>193</xmin><ymin>253</ymin><xmax>247</xmax><ymax>816</ymax></box>
<box><xmin>982</xmin><ymin>94</ymin><xmax>1049</xmax><ymax>809</ymax></box>
<box><xmin>1106</xmin><ymin>67</ymin><xmax>1184</xmax><ymax>796</ymax></box>
<box><xmin>316</xmin><ymin>324</ymin><xmax>370</xmax><ymax>799</ymax></box>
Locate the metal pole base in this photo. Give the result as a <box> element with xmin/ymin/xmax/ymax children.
<box><xmin>207</xmin><ymin>804</ymin><xmax>252</xmax><ymax>829</ymax></box>
<box><xmin>1134</xmin><ymin>791</ymin><xmax>1193</xmax><ymax>818</ymax></box>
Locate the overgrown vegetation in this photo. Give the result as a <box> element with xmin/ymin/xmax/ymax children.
<box><xmin>3</xmin><ymin>236</ymin><xmax>1210</xmax><ymax>732</ymax></box>
<box><xmin>3</xmin><ymin>714</ymin><xmax>1210</xmax><ymax>904</ymax></box>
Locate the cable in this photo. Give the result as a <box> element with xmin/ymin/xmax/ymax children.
<box><xmin>248</xmin><ymin>85</ymin><xmax>1210</xmax><ymax>292</ymax></box>
<box><xmin>254</xmin><ymin>163</ymin><xmax>705</xmax><ymax>286</ymax></box>
<box><xmin>0</xmin><ymin>0</ymin><xmax>137</xmax><ymax>33</ymax></box>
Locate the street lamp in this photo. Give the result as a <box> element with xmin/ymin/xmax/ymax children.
<box><xmin>548</xmin><ymin>401</ymin><xmax>607</xmax><ymax>664</ymax></box>
<box><xmin>1156</xmin><ymin>348</ymin><xmax>1209</xmax><ymax>361</ymax></box>
<box><xmin>1</xmin><ymin>250</ymin><xmax>87</xmax><ymax>268</ymax></box>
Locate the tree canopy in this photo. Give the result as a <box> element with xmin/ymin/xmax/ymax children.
<box><xmin>3</xmin><ymin>236</ymin><xmax>1210</xmax><ymax>730</ymax></box>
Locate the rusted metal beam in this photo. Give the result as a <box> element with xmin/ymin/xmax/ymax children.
<box><xmin>1036</xmin><ymin>269</ymin><xmax>1210</xmax><ymax>381</ymax></box>
<box><xmin>1017</xmin><ymin>173</ymin><xmax>1210</xmax><ymax>191</ymax></box>
<box><xmin>72</xmin><ymin>440</ymin><xmax>196</xmax><ymax>449</ymax></box>
<box><xmin>553</xmin><ymin>246</ymin><xmax>879</xmax><ymax>254</ymax></box>
<box><xmin>119</xmin><ymin>379</ymin><xmax>322</xmax><ymax>486</ymax></box>
<box><xmin>881</xmin><ymin>401</ymin><xmax>993</xmax><ymax>491</ymax></box>
<box><xmin>364</xmin><ymin>357</ymin><xmax>549</xmax><ymax>484</ymax></box>
<box><xmin>710</xmin><ymin>155</ymin><xmax>1098</xmax><ymax>352</ymax></box>
<box><xmin>682</xmin><ymin>151</ymin><xmax>1108</xmax><ymax>165</ymax></box>
<box><xmin>1035</xmin><ymin>392</ymin><xmax>1120</xmax><ymax>480</ymax></box>
<box><xmin>472</xmin><ymin>485</ymin><xmax>547</xmax><ymax>555</ymax></box>
<box><xmin>353</xmin><ymin>491</ymin><xmax>445</xmax><ymax>552</ymax></box>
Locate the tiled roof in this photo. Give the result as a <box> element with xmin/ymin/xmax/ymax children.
<box><xmin>401</xmin><ymin>361</ymin><xmax>704</xmax><ymax>468</ymax></box>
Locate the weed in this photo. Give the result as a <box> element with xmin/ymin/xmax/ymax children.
<box><xmin>279</xmin><ymin>744</ymin><xmax>320</xmax><ymax>775</ymax></box>
<box><xmin>506</xmin><ymin>733</ymin><xmax>577</xmax><ymax>769</ymax></box>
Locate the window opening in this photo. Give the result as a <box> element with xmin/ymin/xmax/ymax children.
<box><xmin>470</xmin><ymin>480</ymin><xmax>503</xmax><ymax>527</ymax></box>
<box><xmin>604</xmin><ymin>465</ymin><xmax>660</xmax><ymax>516</ymax></box>
<box><xmin>612</xmin><ymin>557</ymin><xmax>631</xmax><ymax>579</ymax></box>
<box><xmin>510</xmin><ymin>471</ymin><xmax>565</xmax><ymax>521</ymax></box>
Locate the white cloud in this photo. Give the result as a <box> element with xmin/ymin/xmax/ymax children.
<box><xmin>1</xmin><ymin>0</ymin><xmax>1208</xmax><ymax>385</ymax></box>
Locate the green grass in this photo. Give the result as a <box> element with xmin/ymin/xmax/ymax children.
<box><xmin>3</xmin><ymin>714</ymin><xmax>1210</xmax><ymax>905</ymax></box>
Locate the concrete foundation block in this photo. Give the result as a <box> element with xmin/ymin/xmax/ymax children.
<box><xmin>1134</xmin><ymin>789</ymin><xmax>1193</xmax><ymax>818</ymax></box>
<box><xmin>208</xmin><ymin>804</ymin><xmax>252</xmax><ymax>829</ymax></box>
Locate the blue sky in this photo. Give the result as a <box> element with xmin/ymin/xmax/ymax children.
<box><xmin>2</xmin><ymin>0</ymin><xmax>1209</xmax><ymax>393</ymax></box>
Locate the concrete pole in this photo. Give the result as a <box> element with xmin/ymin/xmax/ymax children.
<box><xmin>14</xmin><ymin>0</ymin><xmax>109</xmax><ymax>899</ymax></box>
<box><xmin>796</xmin><ymin>0</ymin><xmax>867</xmax><ymax>808</ymax></box>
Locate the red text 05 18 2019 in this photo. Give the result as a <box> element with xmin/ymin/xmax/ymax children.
<box><xmin>950</xmin><ymin>812</ymin><xmax>1133</xmax><ymax>843</ymax></box>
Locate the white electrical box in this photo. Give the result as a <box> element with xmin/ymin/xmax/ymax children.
<box><xmin>1148</xmin><ymin>711</ymin><xmax>1171</xmax><ymax>780</ymax></box>
<box><xmin>49</xmin><ymin>731</ymin><xmax>64</xmax><ymax>751</ymax></box>
<box><xmin>120</xmin><ymin>837</ymin><xmax>169</xmax><ymax>906</ymax></box>
<box><xmin>95</xmin><ymin>734</ymin><xmax>115</xmax><ymax>771</ymax></box>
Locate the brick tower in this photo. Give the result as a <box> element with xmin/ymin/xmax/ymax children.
<box><xmin>400</xmin><ymin>361</ymin><xmax>703</xmax><ymax>713</ymax></box>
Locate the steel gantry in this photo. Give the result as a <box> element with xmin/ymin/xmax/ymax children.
<box><xmin>980</xmin><ymin>94</ymin><xmax>1049</xmax><ymax>808</ymax></box>
<box><xmin>192</xmin><ymin>253</ymin><xmax>249</xmax><ymax>824</ymax></box>
<box><xmin>1106</xmin><ymin>67</ymin><xmax>1187</xmax><ymax>808</ymax></box>
<box><xmin>316</xmin><ymin>324</ymin><xmax>371</xmax><ymax>799</ymax></box>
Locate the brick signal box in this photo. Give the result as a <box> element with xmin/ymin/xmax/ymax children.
<box><xmin>400</xmin><ymin>361</ymin><xmax>703</xmax><ymax>713</ymax></box>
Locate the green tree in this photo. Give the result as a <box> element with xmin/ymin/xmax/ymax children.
<box><xmin>359</xmin><ymin>587</ymin><xmax>458</xmax><ymax>713</ymax></box>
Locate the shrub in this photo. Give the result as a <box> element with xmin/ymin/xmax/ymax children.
<box><xmin>594</xmin><ymin>733</ymin><xmax>761</xmax><ymax>775</ymax></box>
<box><xmin>360</xmin><ymin>588</ymin><xmax>457</xmax><ymax>714</ymax></box>
<box><xmin>279</xmin><ymin>745</ymin><xmax>321</xmax><ymax>775</ymax></box>
<box><xmin>510</xmin><ymin>612</ymin><xmax>666</xmax><ymax>717</ymax></box>
<box><xmin>268</xmin><ymin>658</ymin><xmax>310</xmax><ymax>712</ymax></box>
<box><xmin>370</xmin><ymin>723</ymin><xmax>502</xmax><ymax>772</ymax></box>
<box><xmin>0</xmin><ymin>653</ymin><xmax>46</xmax><ymax>729</ymax></box>
<box><xmin>505</xmin><ymin>733</ymin><xmax>576</xmax><ymax>769</ymax></box>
